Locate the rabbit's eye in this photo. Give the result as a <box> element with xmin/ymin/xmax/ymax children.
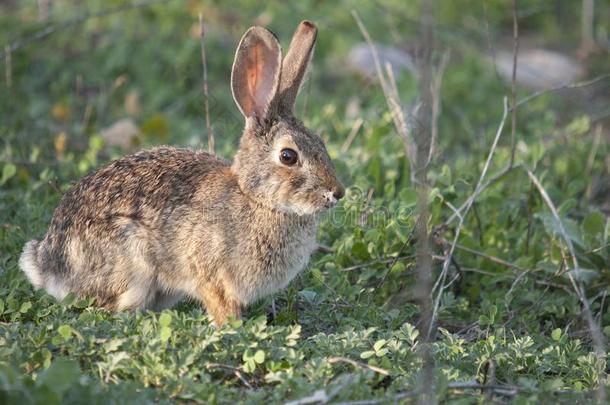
<box><xmin>279</xmin><ymin>148</ymin><xmax>298</xmax><ymax>166</ymax></box>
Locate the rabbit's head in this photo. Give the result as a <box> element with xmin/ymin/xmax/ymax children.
<box><xmin>230</xmin><ymin>21</ymin><xmax>344</xmax><ymax>216</ymax></box>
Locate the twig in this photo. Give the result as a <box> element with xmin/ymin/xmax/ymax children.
<box><xmin>525</xmin><ymin>168</ymin><xmax>606</xmax><ymax>404</ymax></box>
<box><xmin>534</xmin><ymin>279</ymin><xmax>573</xmax><ymax>295</ymax></box>
<box><xmin>316</xmin><ymin>245</ymin><xmax>334</xmax><ymax>254</ymax></box>
<box><xmin>340</xmin><ymin>255</ymin><xmax>414</xmax><ymax>272</ymax></box>
<box><xmin>0</xmin><ymin>0</ymin><xmax>172</xmax><ymax>59</ymax></box>
<box><xmin>205</xmin><ymin>362</ymin><xmax>253</xmax><ymax>389</ymax></box>
<box><xmin>375</xmin><ymin>229</ymin><xmax>415</xmax><ymax>287</ymax></box>
<box><xmin>332</xmin><ymin>381</ymin><xmax>521</xmax><ymax>405</ymax></box>
<box><xmin>351</xmin><ymin>10</ymin><xmax>416</xmax><ymax>175</ymax></box>
<box><xmin>441</xmin><ymin>239</ymin><xmax>525</xmax><ymax>272</ymax></box>
<box><xmin>327</xmin><ymin>356</ymin><xmax>390</xmax><ymax>376</ymax></box>
<box><xmin>4</xmin><ymin>45</ymin><xmax>11</xmax><ymax>88</ymax></box>
<box><xmin>415</xmin><ymin>2</ymin><xmax>435</xmax><ymax>403</ymax></box>
<box><xmin>509</xmin><ymin>0</ymin><xmax>519</xmax><ymax>168</ymax></box>
<box><xmin>580</xmin><ymin>0</ymin><xmax>596</xmax><ymax>55</ymax></box>
<box><xmin>445</xmin><ymin>162</ymin><xmax>520</xmax><ymax>225</ymax></box>
<box><xmin>585</xmin><ymin>124</ymin><xmax>602</xmax><ymax>200</ymax></box>
<box><xmin>481</xmin><ymin>0</ymin><xmax>502</xmax><ymax>84</ymax></box>
<box><xmin>514</xmin><ymin>74</ymin><xmax>610</xmax><ymax>109</ymax></box>
<box><xmin>198</xmin><ymin>13</ymin><xmax>214</xmax><ymax>154</ymax></box>
<box><xmin>429</xmin><ymin>98</ymin><xmax>509</xmax><ymax>339</ymax></box>
<box><xmin>285</xmin><ymin>375</ymin><xmax>356</xmax><ymax>405</ymax></box>
<box><xmin>427</xmin><ymin>50</ymin><xmax>450</xmax><ymax>167</ymax></box>
<box><xmin>341</xmin><ymin>118</ymin><xmax>364</xmax><ymax>153</ymax></box>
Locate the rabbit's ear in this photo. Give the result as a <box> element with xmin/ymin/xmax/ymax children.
<box><xmin>231</xmin><ymin>26</ymin><xmax>282</xmax><ymax>120</ymax></box>
<box><xmin>276</xmin><ymin>21</ymin><xmax>317</xmax><ymax>115</ymax></box>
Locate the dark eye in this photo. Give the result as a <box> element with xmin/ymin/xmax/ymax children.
<box><xmin>279</xmin><ymin>148</ymin><xmax>298</xmax><ymax>166</ymax></box>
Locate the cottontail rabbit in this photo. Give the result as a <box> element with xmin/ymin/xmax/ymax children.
<box><xmin>19</xmin><ymin>21</ymin><xmax>344</xmax><ymax>325</ymax></box>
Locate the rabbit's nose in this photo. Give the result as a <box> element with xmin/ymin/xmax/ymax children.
<box><xmin>332</xmin><ymin>185</ymin><xmax>345</xmax><ymax>200</ymax></box>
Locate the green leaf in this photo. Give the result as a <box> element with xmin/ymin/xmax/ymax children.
<box><xmin>253</xmin><ymin>350</ymin><xmax>265</xmax><ymax>364</ymax></box>
<box><xmin>58</xmin><ymin>324</ymin><xmax>73</xmax><ymax>340</ymax></box>
<box><xmin>36</xmin><ymin>358</ymin><xmax>81</xmax><ymax>395</ymax></box>
<box><xmin>551</xmin><ymin>328</ymin><xmax>562</xmax><ymax>341</ymax></box>
<box><xmin>376</xmin><ymin>348</ymin><xmax>389</xmax><ymax>357</ymax></box>
<box><xmin>160</xmin><ymin>326</ymin><xmax>172</xmax><ymax>342</ymax></box>
<box><xmin>399</xmin><ymin>187</ymin><xmax>418</xmax><ymax>207</ymax></box>
<box><xmin>563</xmin><ymin>268</ymin><xmax>599</xmax><ymax>285</ymax></box>
<box><xmin>104</xmin><ymin>338</ymin><xmax>125</xmax><ymax>353</ymax></box>
<box><xmin>373</xmin><ymin>339</ymin><xmax>387</xmax><ymax>352</ymax></box>
<box><xmin>479</xmin><ymin>315</ymin><xmax>490</xmax><ymax>326</ymax></box>
<box><xmin>582</xmin><ymin>212</ymin><xmax>605</xmax><ymax>240</ymax></box>
<box><xmin>243</xmin><ymin>359</ymin><xmax>256</xmax><ymax>373</ymax></box>
<box><xmin>159</xmin><ymin>313</ymin><xmax>172</xmax><ymax>327</ymax></box>
<box><xmin>19</xmin><ymin>301</ymin><xmax>32</xmax><ymax>313</ymax></box>
<box><xmin>1</xmin><ymin>163</ymin><xmax>17</xmax><ymax>185</ymax></box>
<box><xmin>360</xmin><ymin>351</ymin><xmax>375</xmax><ymax>359</ymax></box>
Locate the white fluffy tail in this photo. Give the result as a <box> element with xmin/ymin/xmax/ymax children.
<box><xmin>19</xmin><ymin>240</ymin><xmax>44</xmax><ymax>289</ymax></box>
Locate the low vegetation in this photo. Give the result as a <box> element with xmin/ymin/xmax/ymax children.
<box><xmin>0</xmin><ymin>1</ymin><xmax>608</xmax><ymax>403</ymax></box>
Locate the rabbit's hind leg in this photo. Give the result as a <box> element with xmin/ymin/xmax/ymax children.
<box><xmin>197</xmin><ymin>284</ymin><xmax>241</xmax><ymax>326</ymax></box>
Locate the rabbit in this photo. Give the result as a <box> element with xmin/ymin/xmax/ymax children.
<box><xmin>19</xmin><ymin>20</ymin><xmax>344</xmax><ymax>325</ymax></box>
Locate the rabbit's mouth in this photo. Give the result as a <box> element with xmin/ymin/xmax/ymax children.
<box><xmin>275</xmin><ymin>196</ymin><xmax>337</xmax><ymax>216</ymax></box>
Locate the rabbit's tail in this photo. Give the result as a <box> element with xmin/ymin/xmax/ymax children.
<box><xmin>19</xmin><ymin>240</ymin><xmax>45</xmax><ymax>289</ymax></box>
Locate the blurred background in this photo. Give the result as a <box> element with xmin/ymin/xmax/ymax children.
<box><xmin>1</xmin><ymin>1</ymin><xmax>609</xmax><ymax>403</ymax></box>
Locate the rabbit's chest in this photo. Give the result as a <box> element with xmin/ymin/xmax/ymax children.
<box><xmin>235</xmin><ymin>222</ymin><xmax>318</xmax><ymax>304</ymax></box>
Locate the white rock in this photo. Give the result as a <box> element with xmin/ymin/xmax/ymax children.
<box><xmin>494</xmin><ymin>48</ymin><xmax>584</xmax><ymax>90</ymax></box>
<box><xmin>348</xmin><ymin>42</ymin><xmax>417</xmax><ymax>79</ymax></box>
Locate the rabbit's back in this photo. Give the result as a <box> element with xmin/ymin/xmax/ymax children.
<box><xmin>30</xmin><ymin>147</ymin><xmax>231</xmax><ymax>308</ymax></box>
<box><xmin>52</xmin><ymin>147</ymin><xmax>228</xmax><ymax>228</ymax></box>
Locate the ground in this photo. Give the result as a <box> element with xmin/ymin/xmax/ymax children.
<box><xmin>0</xmin><ymin>1</ymin><xmax>609</xmax><ymax>404</ymax></box>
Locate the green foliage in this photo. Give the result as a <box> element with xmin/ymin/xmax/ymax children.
<box><xmin>1</xmin><ymin>0</ymin><xmax>609</xmax><ymax>404</ymax></box>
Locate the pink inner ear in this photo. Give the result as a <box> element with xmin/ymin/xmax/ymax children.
<box><xmin>232</xmin><ymin>27</ymin><xmax>281</xmax><ymax>119</ymax></box>
<box><xmin>245</xmin><ymin>40</ymin><xmax>279</xmax><ymax>118</ymax></box>
<box><xmin>246</xmin><ymin>43</ymin><xmax>262</xmax><ymax>116</ymax></box>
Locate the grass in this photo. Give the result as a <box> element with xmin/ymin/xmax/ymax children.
<box><xmin>1</xmin><ymin>1</ymin><xmax>609</xmax><ymax>403</ymax></box>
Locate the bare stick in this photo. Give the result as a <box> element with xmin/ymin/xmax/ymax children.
<box><xmin>316</xmin><ymin>244</ymin><xmax>334</xmax><ymax>254</ymax></box>
<box><xmin>198</xmin><ymin>14</ymin><xmax>214</xmax><ymax>154</ymax></box>
<box><xmin>328</xmin><ymin>356</ymin><xmax>390</xmax><ymax>376</ymax></box>
<box><xmin>332</xmin><ymin>381</ymin><xmax>522</xmax><ymax>405</ymax></box>
<box><xmin>340</xmin><ymin>255</ymin><xmax>414</xmax><ymax>272</ymax></box>
<box><xmin>515</xmin><ymin>74</ymin><xmax>610</xmax><ymax>109</ymax></box>
<box><xmin>482</xmin><ymin>0</ymin><xmax>502</xmax><ymax>83</ymax></box>
<box><xmin>445</xmin><ymin>162</ymin><xmax>520</xmax><ymax>225</ymax></box>
<box><xmin>509</xmin><ymin>0</ymin><xmax>519</xmax><ymax>168</ymax></box>
<box><xmin>415</xmin><ymin>1</ymin><xmax>435</xmax><ymax>403</ymax></box>
<box><xmin>585</xmin><ymin>124</ymin><xmax>602</xmax><ymax>199</ymax></box>
<box><xmin>352</xmin><ymin>10</ymin><xmax>416</xmax><ymax>173</ymax></box>
<box><xmin>341</xmin><ymin>118</ymin><xmax>364</xmax><ymax>153</ymax></box>
<box><xmin>4</xmin><ymin>45</ymin><xmax>10</xmax><ymax>88</ymax></box>
<box><xmin>427</xmin><ymin>50</ymin><xmax>450</xmax><ymax>167</ymax></box>
<box><xmin>444</xmin><ymin>240</ymin><xmax>525</xmax><ymax>272</ymax></box>
<box><xmin>205</xmin><ymin>362</ymin><xmax>253</xmax><ymax>389</ymax></box>
<box><xmin>581</xmin><ymin>0</ymin><xmax>595</xmax><ymax>54</ymax></box>
<box><xmin>429</xmin><ymin>98</ymin><xmax>509</xmax><ymax>339</ymax></box>
<box><xmin>525</xmin><ymin>168</ymin><xmax>606</xmax><ymax>403</ymax></box>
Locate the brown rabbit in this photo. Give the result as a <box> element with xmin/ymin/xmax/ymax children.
<box><xmin>19</xmin><ymin>21</ymin><xmax>344</xmax><ymax>325</ymax></box>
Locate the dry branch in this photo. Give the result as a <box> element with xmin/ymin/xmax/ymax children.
<box><xmin>198</xmin><ymin>14</ymin><xmax>214</xmax><ymax>154</ymax></box>
<box><xmin>429</xmin><ymin>98</ymin><xmax>509</xmax><ymax>339</ymax></box>
<box><xmin>509</xmin><ymin>0</ymin><xmax>519</xmax><ymax>168</ymax></box>
<box><xmin>525</xmin><ymin>168</ymin><xmax>606</xmax><ymax>403</ymax></box>
<box><xmin>351</xmin><ymin>10</ymin><xmax>416</xmax><ymax>175</ymax></box>
<box><xmin>327</xmin><ymin>357</ymin><xmax>390</xmax><ymax>376</ymax></box>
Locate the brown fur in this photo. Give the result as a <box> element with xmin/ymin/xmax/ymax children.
<box><xmin>19</xmin><ymin>21</ymin><xmax>344</xmax><ymax>325</ymax></box>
